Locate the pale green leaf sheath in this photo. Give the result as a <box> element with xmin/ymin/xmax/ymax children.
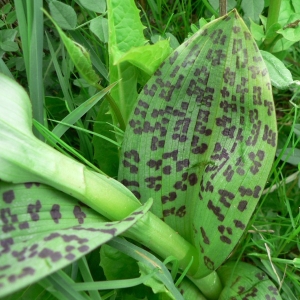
<box><xmin>119</xmin><ymin>9</ymin><xmax>277</xmax><ymax>277</ymax></box>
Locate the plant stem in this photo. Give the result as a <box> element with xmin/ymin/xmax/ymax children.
<box><xmin>219</xmin><ymin>0</ymin><xmax>227</xmax><ymax>16</ymax></box>
<box><xmin>266</xmin><ymin>0</ymin><xmax>282</xmax><ymax>32</ymax></box>
<box><xmin>262</xmin><ymin>0</ymin><xmax>282</xmax><ymax>49</ymax></box>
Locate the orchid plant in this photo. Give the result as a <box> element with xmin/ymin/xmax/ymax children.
<box><xmin>0</xmin><ymin>1</ymin><xmax>283</xmax><ymax>299</ymax></box>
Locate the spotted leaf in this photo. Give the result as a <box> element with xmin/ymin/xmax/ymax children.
<box><xmin>217</xmin><ymin>261</ymin><xmax>282</xmax><ymax>299</ymax></box>
<box><xmin>0</xmin><ymin>181</ymin><xmax>152</xmax><ymax>297</ymax></box>
<box><xmin>118</xmin><ymin>9</ymin><xmax>277</xmax><ymax>277</ymax></box>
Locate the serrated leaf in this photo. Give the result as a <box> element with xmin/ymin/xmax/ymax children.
<box><xmin>49</xmin><ymin>1</ymin><xmax>77</xmax><ymax>30</ymax></box>
<box><xmin>119</xmin><ymin>10</ymin><xmax>277</xmax><ymax>277</ymax></box>
<box><xmin>218</xmin><ymin>262</ymin><xmax>282</xmax><ymax>299</ymax></box>
<box><xmin>107</xmin><ymin>0</ymin><xmax>172</xmax><ymax>124</ymax></box>
<box><xmin>260</xmin><ymin>50</ymin><xmax>293</xmax><ymax>89</ymax></box>
<box><xmin>0</xmin><ymin>182</ymin><xmax>152</xmax><ymax>297</ymax></box>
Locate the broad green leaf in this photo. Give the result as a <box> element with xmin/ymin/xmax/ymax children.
<box><xmin>265</xmin><ymin>22</ymin><xmax>282</xmax><ymax>41</ymax></box>
<box><xmin>107</xmin><ymin>0</ymin><xmax>172</xmax><ymax>124</ymax></box>
<box><xmin>249</xmin><ymin>19</ymin><xmax>265</xmax><ymax>42</ymax></box>
<box><xmin>117</xmin><ymin>40</ymin><xmax>174</xmax><ymax>76</ymax></box>
<box><xmin>272</xmin><ymin>38</ymin><xmax>294</xmax><ymax>53</ymax></box>
<box><xmin>44</xmin><ymin>10</ymin><xmax>100</xmax><ymax>87</ymax></box>
<box><xmin>292</xmin><ymin>0</ymin><xmax>300</xmax><ymax>13</ymax></box>
<box><xmin>0</xmin><ymin>73</ymin><xmax>201</xmax><ymax>283</ymax></box>
<box><xmin>278</xmin><ymin>0</ymin><xmax>296</xmax><ymax>25</ymax></box>
<box><xmin>1</xmin><ymin>3</ymin><xmax>12</xmax><ymax>14</ymax></box>
<box><xmin>78</xmin><ymin>0</ymin><xmax>106</xmax><ymax>13</ymax></box>
<box><xmin>217</xmin><ymin>262</ymin><xmax>282</xmax><ymax>299</ymax></box>
<box><xmin>0</xmin><ymin>40</ymin><xmax>18</xmax><ymax>52</ymax></box>
<box><xmin>277</xmin><ymin>18</ymin><xmax>300</xmax><ymax>42</ymax></box>
<box><xmin>49</xmin><ymin>1</ymin><xmax>77</xmax><ymax>30</ymax></box>
<box><xmin>241</xmin><ymin>0</ymin><xmax>264</xmax><ymax>24</ymax></box>
<box><xmin>0</xmin><ymin>182</ymin><xmax>152</xmax><ymax>297</ymax></box>
<box><xmin>5</xmin><ymin>11</ymin><xmax>17</xmax><ymax>25</ymax></box>
<box><xmin>90</xmin><ymin>16</ymin><xmax>108</xmax><ymax>43</ymax></box>
<box><xmin>107</xmin><ymin>0</ymin><xmax>146</xmax><ymax>63</ymax></box>
<box><xmin>0</xmin><ymin>29</ymin><xmax>18</xmax><ymax>57</ymax></box>
<box><xmin>260</xmin><ymin>50</ymin><xmax>293</xmax><ymax>89</ymax></box>
<box><xmin>119</xmin><ymin>9</ymin><xmax>277</xmax><ymax>277</ymax></box>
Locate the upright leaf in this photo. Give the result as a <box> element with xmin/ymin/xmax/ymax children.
<box><xmin>119</xmin><ymin>9</ymin><xmax>277</xmax><ymax>277</ymax></box>
<box><xmin>107</xmin><ymin>0</ymin><xmax>172</xmax><ymax>124</ymax></box>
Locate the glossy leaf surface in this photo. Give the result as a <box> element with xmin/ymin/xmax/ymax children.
<box><xmin>119</xmin><ymin>10</ymin><xmax>277</xmax><ymax>277</ymax></box>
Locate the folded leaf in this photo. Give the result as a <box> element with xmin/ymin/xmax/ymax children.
<box><xmin>119</xmin><ymin>9</ymin><xmax>277</xmax><ymax>277</ymax></box>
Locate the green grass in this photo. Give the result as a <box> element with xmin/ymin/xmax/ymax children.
<box><xmin>1</xmin><ymin>0</ymin><xmax>300</xmax><ymax>299</ymax></box>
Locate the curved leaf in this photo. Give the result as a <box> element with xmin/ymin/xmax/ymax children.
<box><xmin>0</xmin><ymin>182</ymin><xmax>152</xmax><ymax>297</ymax></box>
<box><xmin>218</xmin><ymin>261</ymin><xmax>282</xmax><ymax>299</ymax></box>
<box><xmin>260</xmin><ymin>50</ymin><xmax>293</xmax><ymax>89</ymax></box>
<box><xmin>119</xmin><ymin>9</ymin><xmax>277</xmax><ymax>277</ymax></box>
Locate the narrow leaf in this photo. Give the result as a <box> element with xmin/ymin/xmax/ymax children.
<box><xmin>51</xmin><ymin>82</ymin><xmax>118</xmax><ymax>139</ymax></box>
<box><xmin>119</xmin><ymin>9</ymin><xmax>277</xmax><ymax>277</ymax></box>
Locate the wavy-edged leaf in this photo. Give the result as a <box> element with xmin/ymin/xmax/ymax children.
<box><xmin>217</xmin><ymin>261</ymin><xmax>282</xmax><ymax>299</ymax></box>
<box><xmin>119</xmin><ymin>9</ymin><xmax>277</xmax><ymax>277</ymax></box>
<box><xmin>0</xmin><ymin>182</ymin><xmax>152</xmax><ymax>297</ymax></box>
<box><xmin>107</xmin><ymin>0</ymin><xmax>172</xmax><ymax>124</ymax></box>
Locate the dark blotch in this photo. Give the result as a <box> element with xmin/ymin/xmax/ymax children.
<box><xmin>50</xmin><ymin>204</ymin><xmax>61</xmax><ymax>224</ymax></box>
<box><xmin>3</xmin><ymin>190</ymin><xmax>15</xmax><ymax>204</ymax></box>
<box><xmin>73</xmin><ymin>206</ymin><xmax>86</xmax><ymax>225</ymax></box>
